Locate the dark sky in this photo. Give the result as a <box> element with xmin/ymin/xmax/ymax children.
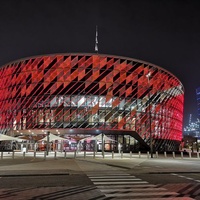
<box><xmin>0</xmin><ymin>0</ymin><xmax>199</xmax><ymax>126</ymax></box>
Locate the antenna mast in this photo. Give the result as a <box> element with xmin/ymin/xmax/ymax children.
<box><xmin>95</xmin><ymin>25</ymin><xmax>98</xmax><ymax>53</ymax></box>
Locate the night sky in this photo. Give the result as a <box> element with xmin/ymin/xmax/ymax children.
<box><xmin>0</xmin><ymin>0</ymin><xmax>199</xmax><ymax>126</ymax></box>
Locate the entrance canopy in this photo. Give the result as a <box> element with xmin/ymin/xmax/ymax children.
<box><xmin>0</xmin><ymin>134</ymin><xmax>20</xmax><ymax>141</ymax></box>
<box><xmin>80</xmin><ymin>133</ymin><xmax>116</xmax><ymax>143</ymax></box>
<box><xmin>39</xmin><ymin>133</ymin><xmax>69</xmax><ymax>142</ymax></box>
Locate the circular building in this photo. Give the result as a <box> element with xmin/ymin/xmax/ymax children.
<box><xmin>0</xmin><ymin>54</ymin><xmax>184</xmax><ymax>152</ymax></box>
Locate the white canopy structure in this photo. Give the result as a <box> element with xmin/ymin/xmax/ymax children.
<box><xmin>0</xmin><ymin>134</ymin><xmax>20</xmax><ymax>141</ymax></box>
<box><xmin>79</xmin><ymin>133</ymin><xmax>116</xmax><ymax>143</ymax></box>
<box><xmin>39</xmin><ymin>133</ymin><xmax>69</xmax><ymax>142</ymax></box>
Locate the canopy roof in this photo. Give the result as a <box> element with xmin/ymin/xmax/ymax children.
<box><xmin>39</xmin><ymin>133</ymin><xmax>69</xmax><ymax>142</ymax></box>
<box><xmin>0</xmin><ymin>134</ymin><xmax>20</xmax><ymax>141</ymax></box>
<box><xmin>80</xmin><ymin>134</ymin><xmax>116</xmax><ymax>142</ymax></box>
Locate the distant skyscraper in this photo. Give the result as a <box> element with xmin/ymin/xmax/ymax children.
<box><xmin>189</xmin><ymin>114</ymin><xmax>192</xmax><ymax>125</ymax></box>
<box><xmin>196</xmin><ymin>87</ymin><xmax>200</xmax><ymax>117</ymax></box>
<box><xmin>95</xmin><ymin>26</ymin><xmax>98</xmax><ymax>53</ymax></box>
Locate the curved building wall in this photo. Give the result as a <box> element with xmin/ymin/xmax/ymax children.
<box><xmin>0</xmin><ymin>54</ymin><xmax>184</xmax><ymax>150</ymax></box>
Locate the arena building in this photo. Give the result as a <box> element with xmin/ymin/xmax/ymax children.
<box><xmin>0</xmin><ymin>53</ymin><xmax>184</xmax><ymax>152</ymax></box>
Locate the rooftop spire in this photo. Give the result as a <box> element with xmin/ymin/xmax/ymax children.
<box><xmin>95</xmin><ymin>25</ymin><xmax>98</xmax><ymax>53</ymax></box>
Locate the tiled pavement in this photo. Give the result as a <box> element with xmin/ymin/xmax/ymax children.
<box><xmin>0</xmin><ymin>176</ymin><xmax>196</xmax><ymax>200</ymax></box>
<box><xmin>0</xmin><ymin>152</ymin><xmax>199</xmax><ymax>199</ymax></box>
<box><xmin>0</xmin><ymin>186</ymin><xmax>104</xmax><ymax>200</ymax></box>
<box><xmin>161</xmin><ymin>183</ymin><xmax>200</xmax><ymax>200</ymax></box>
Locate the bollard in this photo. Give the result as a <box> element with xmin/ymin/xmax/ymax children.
<box><xmin>156</xmin><ymin>151</ymin><xmax>158</xmax><ymax>158</ymax></box>
<box><xmin>23</xmin><ymin>152</ymin><xmax>25</xmax><ymax>160</ymax></box>
<box><xmin>121</xmin><ymin>151</ymin><xmax>123</xmax><ymax>159</ymax></box>
<box><xmin>197</xmin><ymin>152</ymin><xmax>199</xmax><ymax>158</ymax></box>
<box><xmin>189</xmin><ymin>151</ymin><xmax>191</xmax><ymax>158</ymax></box>
<box><xmin>164</xmin><ymin>151</ymin><xmax>167</xmax><ymax>158</ymax></box>
<box><xmin>130</xmin><ymin>151</ymin><xmax>132</xmax><ymax>158</ymax></box>
<box><xmin>74</xmin><ymin>151</ymin><xmax>77</xmax><ymax>158</ymax></box>
<box><xmin>172</xmin><ymin>152</ymin><xmax>175</xmax><ymax>159</ymax></box>
<box><xmin>54</xmin><ymin>151</ymin><xmax>57</xmax><ymax>159</ymax></box>
<box><xmin>147</xmin><ymin>151</ymin><xmax>150</xmax><ymax>159</ymax></box>
<box><xmin>93</xmin><ymin>151</ymin><xmax>95</xmax><ymax>159</ymax></box>
<box><xmin>139</xmin><ymin>151</ymin><xmax>141</xmax><ymax>158</ymax></box>
<box><xmin>44</xmin><ymin>151</ymin><xmax>47</xmax><ymax>160</ymax></box>
<box><xmin>34</xmin><ymin>151</ymin><xmax>36</xmax><ymax>159</ymax></box>
<box><xmin>84</xmin><ymin>151</ymin><xmax>86</xmax><ymax>158</ymax></box>
<box><xmin>12</xmin><ymin>151</ymin><xmax>15</xmax><ymax>159</ymax></box>
<box><xmin>64</xmin><ymin>151</ymin><xmax>67</xmax><ymax>159</ymax></box>
<box><xmin>181</xmin><ymin>151</ymin><xmax>183</xmax><ymax>159</ymax></box>
<box><xmin>112</xmin><ymin>151</ymin><xmax>114</xmax><ymax>159</ymax></box>
<box><xmin>1</xmin><ymin>152</ymin><xmax>3</xmax><ymax>159</ymax></box>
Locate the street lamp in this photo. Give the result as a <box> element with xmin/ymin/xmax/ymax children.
<box><xmin>46</xmin><ymin>131</ymin><xmax>50</xmax><ymax>156</ymax></box>
<box><xmin>101</xmin><ymin>132</ymin><xmax>104</xmax><ymax>156</ymax></box>
<box><xmin>146</xmin><ymin>72</ymin><xmax>153</xmax><ymax>158</ymax></box>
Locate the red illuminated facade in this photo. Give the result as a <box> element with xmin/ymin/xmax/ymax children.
<box><xmin>0</xmin><ymin>54</ymin><xmax>184</xmax><ymax>151</ymax></box>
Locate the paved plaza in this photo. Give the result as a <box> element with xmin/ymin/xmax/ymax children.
<box><xmin>0</xmin><ymin>151</ymin><xmax>200</xmax><ymax>199</ymax></box>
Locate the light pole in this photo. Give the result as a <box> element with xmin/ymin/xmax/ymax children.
<box><xmin>101</xmin><ymin>133</ymin><xmax>104</xmax><ymax>156</ymax></box>
<box><xmin>146</xmin><ymin>72</ymin><xmax>153</xmax><ymax>158</ymax></box>
<box><xmin>46</xmin><ymin>131</ymin><xmax>50</xmax><ymax>156</ymax></box>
